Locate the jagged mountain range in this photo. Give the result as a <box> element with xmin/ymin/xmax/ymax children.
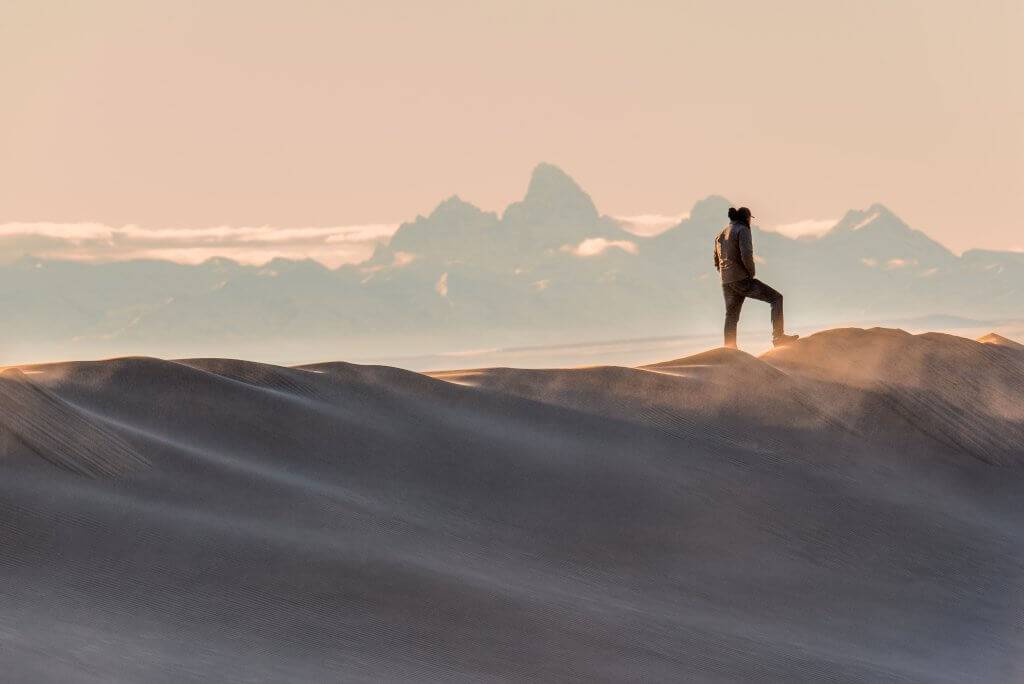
<box><xmin>1</xmin><ymin>163</ymin><xmax>1020</xmax><ymax>363</ymax></box>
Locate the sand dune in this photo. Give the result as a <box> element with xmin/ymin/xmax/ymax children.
<box><xmin>1</xmin><ymin>328</ymin><xmax>1022</xmax><ymax>681</ymax></box>
<box><xmin>767</xmin><ymin>328</ymin><xmax>1024</xmax><ymax>465</ymax></box>
<box><xmin>0</xmin><ymin>367</ymin><xmax>147</xmax><ymax>476</ymax></box>
<box><xmin>978</xmin><ymin>331</ymin><xmax>1024</xmax><ymax>352</ymax></box>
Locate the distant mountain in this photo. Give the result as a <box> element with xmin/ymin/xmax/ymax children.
<box><xmin>0</xmin><ymin>163</ymin><xmax>1021</xmax><ymax>364</ymax></box>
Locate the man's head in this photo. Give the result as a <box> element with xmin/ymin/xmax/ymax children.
<box><xmin>727</xmin><ymin>206</ymin><xmax>753</xmax><ymax>225</ymax></box>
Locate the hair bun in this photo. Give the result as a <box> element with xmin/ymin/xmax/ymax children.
<box><xmin>727</xmin><ymin>207</ymin><xmax>738</xmax><ymax>221</ymax></box>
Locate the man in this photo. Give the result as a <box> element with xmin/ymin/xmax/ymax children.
<box><xmin>714</xmin><ymin>206</ymin><xmax>798</xmax><ymax>349</ymax></box>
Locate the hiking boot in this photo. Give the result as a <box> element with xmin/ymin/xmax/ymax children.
<box><xmin>773</xmin><ymin>333</ymin><xmax>799</xmax><ymax>347</ymax></box>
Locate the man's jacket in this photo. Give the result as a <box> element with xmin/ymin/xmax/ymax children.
<box><xmin>714</xmin><ymin>221</ymin><xmax>756</xmax><ymax>284</ymax></box>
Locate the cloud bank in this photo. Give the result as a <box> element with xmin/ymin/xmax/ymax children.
<box><xmin>561</xmin><ymin>238</ymin><xmax>639</xmax><ymax>257</ymax></box>
<box><xmin>764</xmin><ymin>218</ymin><xmax>838</xmax><ymax>238</ymax></box>
<box><xmin>615</xmin><ymin>213</ymin><xmax>688</xmax><ymax>237</ymax></box>
<box><xmin>0</xmin><ymin>222</ymin><xmax>400</xmax><ymax>267</ymax></box>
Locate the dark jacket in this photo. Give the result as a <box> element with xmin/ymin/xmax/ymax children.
<box><xmin>714</xmin><ymin>221</ymin><xmax>756</xmax><ymax>284</ymax></box>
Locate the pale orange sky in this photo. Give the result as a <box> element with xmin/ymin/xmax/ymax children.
<box><xmin>2</xmin><ymin>0</ymin><xmax>1022</xmax><ymax>259</ymax></box>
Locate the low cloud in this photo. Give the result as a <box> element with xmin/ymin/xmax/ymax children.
<box><xmin>0</xmin><ymin>221</ymin><xmax>400</xmax><ymax>268</ymax></box>
<box><xmin>765</xmin><ymin>218</ymin><xmax>837</xmax><ymax>238</ymax></box>
<box><xmin>862</xmin><ymin>256</ymin><xmax>918</xmax><ymax>270</ymax></box>
<box><xmin>561</xmin><ymin>237</ymin><xmax>639</xmax><ymax>257</ymax></box>
<box><xmin>391</xmin><ymin>251</ymin><xmax>417</xmax><ymax>267</ymax></box>
<box><xmin>615</xmin><ymin>213</ymin><xmax>688</xmax><ymax>237</ymax></box>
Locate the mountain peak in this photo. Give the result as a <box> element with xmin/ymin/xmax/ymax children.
<box><xmin>368</xmin><ymin>193</ymin><xmax>499</xmax><ymax>266</ymax></box>
<box><xmin>199</xmin><ymin>256</ymin><xmax>242</xmax><ymax>270</ymax></box>
<box><xmin>866</xmin><ymin>202</ymin><xmax>896</xmax><ymax>217</ymax></box>
<box><xmin>820</xmin><ymin>203</ymin><xmax>956</xmax><ymax>262</ymax></box>
<box><xmin>828</xmin><ymin>203</ymin><xmax>906</xmax><ymax>235</ymax></box>
<box><xmin>262</xmin><ymin>257</ymin><xmax>329</xmax><ymax>273</ymax></box>
<box><xmin>526</xmin><ymin>162</ymin><xmax>581</xmax><ymax>192</ymax></box>
<box><xmin>504</xmin><ymin>163</ymin><xmax>599</xmax><ymax>223</ymax></box>
<box><xmin>690</xmin><ymin>195</ymin><xmax>732</xmax><ymax>223</ymax></box>
<box><xmin>428</xmin><ymin>195</ymin><xmax>486</xmax><ymax>221</ymax></box>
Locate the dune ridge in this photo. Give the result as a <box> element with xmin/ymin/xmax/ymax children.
<box><xmin>766</xmin><ymin>328</ymin><xmax>1024</xmax><ymax>465</ymax></box>
<box><xmin>0</xmin><ymin>327</ymin><xmax>1022</xmax><ymax>682</ymax></box>
<box><xmin>0</xmin><ymin>367</ymin><xmax>147</xmax><ymax>476</ymax></box>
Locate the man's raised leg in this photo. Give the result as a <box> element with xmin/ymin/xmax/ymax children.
<box><xmin>745</xmin><ymin>279</ymin><xmax>797</xmax><ymax>346</ymax></box>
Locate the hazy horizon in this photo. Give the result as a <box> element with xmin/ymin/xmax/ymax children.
<box><xmin>3</xmin><ymin>0</ymin><xmax>1022</xmax><ymax>261</ymax></box>
<box><xmin>0</xmin><ymin>163</ymin><xmax>1018</xmax><ymax>267</ymax></box>
<box><xmin>2</xmin><ymin>158</ymin><xmax>1021</xmax><ymax>368</ymax></box>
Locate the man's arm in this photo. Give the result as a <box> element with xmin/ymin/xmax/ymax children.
<box><xmin>739</xmin><ymin>225</ymin><xmax>756</xmax><ymax>278</ymax></box>
<box><xmin>713</xmin><ymin>238</ymin><xmax>720</xmax><ymax>271</ymax></box>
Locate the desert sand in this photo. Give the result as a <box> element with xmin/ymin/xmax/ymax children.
<box><xmin>1</xmin><ymin>327</ymin><xmax>1022</xmax><ymax>681</ymax></box>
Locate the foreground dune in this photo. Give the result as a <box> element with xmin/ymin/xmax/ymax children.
<box><xmin>1</xmin><ymin>328</ymin><xmax>1022</xmax><ymax>681</ymax></box>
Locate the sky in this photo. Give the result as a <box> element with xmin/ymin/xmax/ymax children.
<box><xmin>2</xmin><ymin>0</ymin><xmax>1022</xmax><ymax>265</ymax></box>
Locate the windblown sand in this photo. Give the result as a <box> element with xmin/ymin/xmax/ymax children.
<box><xmin>1</xmin><ymin>328</ymin><xmax>1022</xmax><ymax>681</ymax></box>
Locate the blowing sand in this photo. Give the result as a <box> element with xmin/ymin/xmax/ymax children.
<box><xmin>1</xmin><ymin>328</ymin><xmax>1022</xmax><ymax>681</ymax></box>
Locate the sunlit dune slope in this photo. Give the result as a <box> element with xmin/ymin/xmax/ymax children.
<box><xmin>0</xmin><ymin>367</ymin><xmax>147</xmax><ymax>476</ymax></box>
<box><xmin>434</xmin><ymin>328</ymin><xmax>1024</xmax><ymax>466</ymax></box>
<box><xmin>763</xmin><ymin>328</ymin><xmax>1024</xmax><ymax>465</ymax></box>
<box><xmin>978</xmin><ymin>331</ymin><xmax>1024</xmax><ymax>352</ymax></box>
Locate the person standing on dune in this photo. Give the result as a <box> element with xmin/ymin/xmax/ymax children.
<box><xmin>714</xmin><ymin>206</ymin><xmax>799</xmax><ymax>349</ymax></box>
